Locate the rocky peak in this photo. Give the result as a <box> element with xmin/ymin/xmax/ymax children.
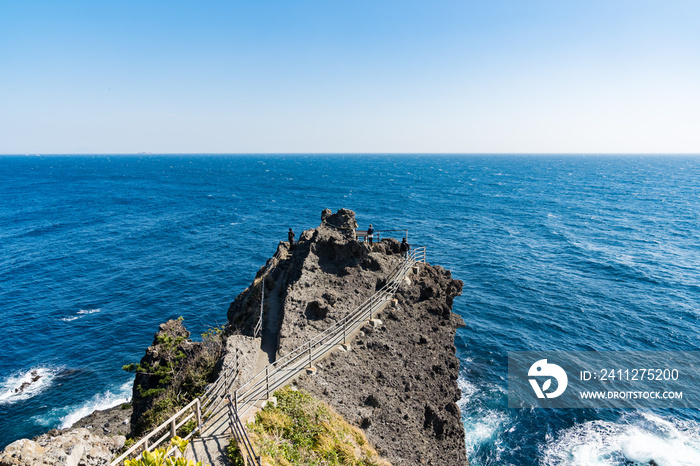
<box><xmin>223</xmin><ymin>208</ymin><xmax>467</xmax><ymax>463</ymax></box>
<box><xmin>227</xmin><ymin>209</ymin><xmax>397</xmax><ymax>341</ymax></box>
<box><xmin>127</xmin><ymin>318</ymin><xmax>223</xmax><ymax>436</ymax></box>
<box><xmin>320</xmin><ymin>208</ymin><xmax>358</xmax><ymax>231</ymax></box>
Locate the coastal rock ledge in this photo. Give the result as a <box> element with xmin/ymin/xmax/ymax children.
<box><xmin>0</xmin><ymin>429</ymin><xmax>125</xmax><ymax>466</ymax></box>
<box><xmin>1</xmin><ymin>208</ymin><xmax>467</xmax><ymax>466</ymax></box>
<box><xmin>225</xmin><ymin>209</ymin><xmax>468</xmax><ymax>465</ymax></box>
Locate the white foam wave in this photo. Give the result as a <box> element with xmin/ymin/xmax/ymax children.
<box><xmin>58</xmin><ymin>380</ymin><xmax>133</xmax><ymax>429</ymax></box>
<box><xmin>60</xmin><ymin>308</ymin><xmax>101</xmax><ymax>322</ymax></box>
<box><xmin>0</xmin><ymin>367</ymin><xmax>62</xmax><ymax>404</ymax></box>
<box><xmin>457</xmin><ymin>374</ymin><xmax>478</xmax><ymax>409</ymax></box>
<box><xmin>542</xmin><ymin>413</ymin><xmax>700</xmax><ymax>466</ymax></box>
<box><xmin>457</xmin><ymin>371</ymin><xmax>511</xmax><ymax>461</ymax></box>
<box><xmin>464</xmin><ymin>408</ymin><xmax>508</xmax><ymax>459</ymax></box>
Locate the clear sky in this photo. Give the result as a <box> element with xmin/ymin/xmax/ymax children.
<box><xmin>1</xmin><ymin>1</ymin><xmax>699</xmax><ymax>154</ymax></box>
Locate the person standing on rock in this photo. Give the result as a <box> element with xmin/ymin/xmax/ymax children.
<box><xmin>400</xmin><ymin>237</ymin><xmax>410</xmax><ymax>257</ymax></box>
<box><xmin>367</xmin><ymin>224</ymin><xmax>374</xmax><ymax>244</ymax></box>
<box><xmin>288</xmin><ymin>228</ymin><xmax>295</xmax><ymax>249</ymax></box>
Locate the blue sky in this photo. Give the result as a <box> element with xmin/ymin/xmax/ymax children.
<box><xmin>1</xmin><ymin>1</ymin><xmax>699</xmax><ymax>153</ymax></box>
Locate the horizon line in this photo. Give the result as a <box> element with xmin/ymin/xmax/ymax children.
<box><xmin>2</xmin><ymin>152</ymin><xmax>700</xmax><ymax>157</ymax></box>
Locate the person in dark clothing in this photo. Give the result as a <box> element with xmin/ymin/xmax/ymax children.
<box><xmin>367</xmin><ymin>224</ymin><xmax>374</xmax><ymax>244</ymax></box>
<box><xmin>288</xmin><ymin>228</ymin><xmax>295</xmax><ymax>249</ymax></box>
<box><xmin>400</xmin><ymin>237</ymin><xmax>410</xmax><ymax>257</ymax></box>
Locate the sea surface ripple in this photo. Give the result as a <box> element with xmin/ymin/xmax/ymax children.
<box><xmin>0</xmin><ymin>155</ymin><xmax>698</xmax><ymax>464</ymax></box>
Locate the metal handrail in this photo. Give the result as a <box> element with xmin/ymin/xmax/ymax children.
<box><xmin>233</xmin><ymin>248</ymin><xmax>424</xmax><ymax>417</ymax></box>
<box><xmin>253</xmin><ymin>278</ymin><xmax>264</xmax><ymax>338</ymax></box>
<box><xmin>110</xmin><ymin>398</ymin><xmax>202</xmax><ymax>465</ymax></box>
<box><xmin>253</xmin><ymin>247</ymin><xmax>285</xmax><ymax>337</ymax></box>
<box><xmin>111</xmin><ymin>350</ymin><xmax>241</xmax><ymax>465</ymax></box>
<box><xmin>116</xmin><ymin>242</ymin><xmax>425</xmax><ymax>465</ymax></box>
<box><xmin>227</xmin><ymin>395</ymin><xmax>261</xmax><ymax>466</ymax></box>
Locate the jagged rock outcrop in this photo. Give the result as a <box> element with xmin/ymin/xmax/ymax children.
<box><xmin>128</xmin><ymin>318</ymin><xmax>224</xmax><ymax>436</ymax></box>
<box><xmin>294</xmin><ymin>262</ymin><xmax>467</xmax><ymax>465</ymax></box>
<box><xmin>227</xmin><ymin>208</ymin><xmax>403</xmax><ymax>356</ymax></box>
<box><xmin>225</xmin><ymin>208</ymin><xmax>468</xmax><ymax>465</ymax></box>
<box><xmin>1</xmin><ymin>208</ymin><xmax>466</xmax><ymax>465</ymax></box>
<box><xmin>0</xmin><ymin>428</ymin><xmax>125</xmax><ymax>466</ymax></box>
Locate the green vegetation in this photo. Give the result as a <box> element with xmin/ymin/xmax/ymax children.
<box><xmin>177</xmin><ymin>419</ymin><xmax>197</xmax><ymax>438</ymax></box>
<box><xmin>245</xmin><ymin>387</ymin><xmax>389</xmax><ymax>466</ymax></box>
<box><xmin>122</xmin><ymin>437</ymin><xmax>137</xmax><ymax>451</ymax></box>
<box><xmin>122</xmin><ymin>437</ymin><xmax>205</xmax><ymax>466</ymax></box>
<box><xmin>225</xmin><ymin>438</ymin><xmax>245</xmax><ymax>466</ymax></box>
<box><xmin>124</xmin><ymin>319</ymin><xmax>226</xmax><ymax>435</ymax></box>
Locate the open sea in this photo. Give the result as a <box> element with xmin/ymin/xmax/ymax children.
<box><xmin>1</xmin><ymin>154</ymin><xmax>699</xmax><ymax>465</ymax></box>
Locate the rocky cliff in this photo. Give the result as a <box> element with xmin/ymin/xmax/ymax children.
<box><xmin>1</xmin><ymin>208</ymin><xmax>467</xmax><ymax>466</ymax></box>
<box><xmin>226</xmin><ymin>209</ymin><xmax>467</xmax><ymax>465</ymax></box>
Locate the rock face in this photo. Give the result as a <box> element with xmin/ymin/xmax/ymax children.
<box><xmin>64</xmin><ymin>404</ymin><xmax>132</xmax><ymax>438</ymax></box>
<box><xmin>294</xmin><ymin>263</ymin><xmax>467</xmax><ymax>465</ymax></box>
<box><xmin>129</xmin><ymin>318</ymin><xmax>196</xmax><ymax>434</ymax></box>
<box><xmin>128</xmin><ymin>318</ymin><xmax>224</xmax><ymax>436</ymax></box>
<box><xmin>226</xmin><ymin>209</ymin><xmax>468</xmax><ymax>465</ymax></box>
<box><xmin>1</xmin><ymin>208</ymin><xmax>466</xmax><ymax>465</ymax></box>
<box><xmin>227</xmin><ymin>208</ymin><xmax>403</xmax><ymax>356</ymax></box>
<box><xmin>277</xmin><ymin>212</ymin><xmax>402</xmax><ymax>356</ymax></box>
<box><xmin>0</xmin><ymin>428</ymin><xmax>125</xmax><ymax>466</ymax></box>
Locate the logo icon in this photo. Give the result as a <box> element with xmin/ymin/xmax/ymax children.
<box><xmin>528</xmin><ymin>359</ymin><xmax>568</xmax><ymax>399</ymax></box>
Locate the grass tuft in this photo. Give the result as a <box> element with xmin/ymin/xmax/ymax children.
<box><xmin>244</xmin><ymin>387</ymin><xmax>390</xmax><ymax>466</ymax></box>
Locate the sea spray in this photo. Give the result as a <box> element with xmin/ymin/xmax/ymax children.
<box><xmin>0</xmin><ymin>367</ymin><xmax>62</xmax><ymax>405</ymax></box>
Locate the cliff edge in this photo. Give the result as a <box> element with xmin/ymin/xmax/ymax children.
<box><xmin>0</xmin><ymin>208</ymin><xmax>467</xmax><ymax>466</ymax></box>
<box><xmin>226</xmin><ymin>209</ymin><xmax>467</xmax><ymax>465</ymax></box>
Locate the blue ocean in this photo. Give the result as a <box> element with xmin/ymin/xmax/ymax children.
<box><xmin>1</xmin><ymin>155</ymin><xmax>699</xmax><ymax>464</ymax></box>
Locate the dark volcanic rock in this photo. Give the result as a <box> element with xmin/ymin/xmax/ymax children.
<box><xmin>226</xmin><ymin>241</ymin><xmax>291</xmax><ymax>334</ymax></box>
<box><xmin>65</xmin><ymin>404</ymin><xmax>132</xmax><ymax>437</ymax></box>
<box><xmin>321</xmin><ymin>208</ymin><xmax>358</xmax><ymax>231</ymax></box>
<box><xmin>128</xmin><ymin>318</ymin><xmax>222</xmax><ymax>436</ymax></box>
<box><xmin>231</xmin><ymin>209</ymin><xmax>470</xmax><ymax>465</ymax></box>
<box><xmin>129</xmin><ymin>319</ymin><xmax>192</xmax><ymax>433</ymax></box>
<box><xmin>294</xmin><ymin>260</ymin><xmax>467</xmax><ymax>465</ymax></box>
<box><xmin>259</xmin><ymin>209</ymin><xmax>404</xmax><ymax>356</ymax></box>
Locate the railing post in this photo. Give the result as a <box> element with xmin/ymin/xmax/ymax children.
<box><xmin>308</xmin><ymin>340</ymin><xmax>312</xmax><ymax>368</ymax></box>
<box><xmin>236</xmin><ymin>348</ymin><xmax>240</xmax><ymax>376</ymax></box>
<box><xmin>116</xmin><ymin>244</ymin><xmax>416</xmax><ymax>466</ymax></box>
<box><xmin>196</xmin><ymin>398</ymin><xmax>202</xmax><ymax>429</ymax></box>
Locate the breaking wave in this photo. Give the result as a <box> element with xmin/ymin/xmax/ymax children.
<box><xmin>542</xmin><ymin>413</ymin><xmax>700</xmax><ymax>466</ymax></box>
<box><xmin>0</xmin><ymin>367</ymin><xmax>62</xmax><ymax>405</ymax></box>
<box><xmin>31</xmin><ymin>379</ymin><xmax>133</xmax><ymax>429</ymax></box>
<box><xmin>58</xmin><ymin>379</ymin><xmax>133</xmax><ymax>429</ymax></box>
<box><xmin>458</xmin><ymin>374</ymin><xmax>510</xmax><ymax>464</ymax></box>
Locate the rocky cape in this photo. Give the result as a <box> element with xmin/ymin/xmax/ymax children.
<box><xmin>225</xmin><ymin>209</ymin><xmax>467</xmax><ymax>465</ymax></box>
<box><xmin>0</xmin><ymin>209</ymin><xmax>467</xmax><ymax>465</ymax></box>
